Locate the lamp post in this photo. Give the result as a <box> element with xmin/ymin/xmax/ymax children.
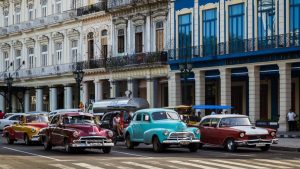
<box><xmin>179</xmin><ymin>63</ymin><xmax>192</xmax><ymax>105</ymax></box>
<box><xmin>4</xmin><ymin>73</ymin><xmax>13</xmax><ymax>113</ymax></box>
<box><xmin>73</xmin><ymin>66</ymin><xmax>84</xmax><ymax>108</ymax></box>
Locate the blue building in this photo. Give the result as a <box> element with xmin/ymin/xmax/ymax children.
<box><xmin>168</xmin><ymin>0</ymin><xmax>300</xmax><ymax>131</ymax></box>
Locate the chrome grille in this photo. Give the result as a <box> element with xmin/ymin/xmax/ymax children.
<box><xmin>248</xmin><ymin>135</ymin><xmax>267</xmax><ymax>140</ymax></box>
<box><xmin>169</xmin><ymin>132</ymin><xmax>195</xmax><ymax>139</ymax></box>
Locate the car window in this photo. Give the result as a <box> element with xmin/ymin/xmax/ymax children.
<box><xmin>102</xmin><ymin>113</ymin><xmax>111</xmax><ymax>121</ymax></box>
<box><xmin>51</xmin><ymin>115</ymin><xmax>59</xmax><ymax>125</ymax></box>
<box><xmin>63</xmin><ymin>115</ymin><xmax>95</xmax><ymax>125</ymax></box>
<box><xmin>219</xmin><ymin>117</ymin><xmax>251</xmax><ymax>127</ymax></box>
<box><xmin>123</xmin><ymin>112</ymin><xmax>131</xmax><ymax>122</ymax></box>
<box><xmin>9</xmin><ymin>115</ymin><xmax>19</xmax><ymax>120</ymax></box>
<box><xmin>136</xmin><ymin>113</ymin><xmax>142</xmax><ymax>121</ymax></box>
<box><xmin>142</xmin><ymin>113</ymin><xmax>149</xmax><ymax>121</ymax></box>
<box><xmin>211</xmin><ymin>118</ymin><xmax>220</xmax><ymax>127</ymax></box>
<box><xmin>151</xmin><ymin>111</ymin><xmax>180</xmax><ymax>120</ymax></box>
<box><xmin>200</xmin><ymin>118</ymin><xmax>211</xmax><ymax>127</ymax></box>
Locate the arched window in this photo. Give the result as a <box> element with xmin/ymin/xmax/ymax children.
<box><xmin>101</xmin><ymin>30</ymin><xmax>108</xmax><ymax>36</ymax></box>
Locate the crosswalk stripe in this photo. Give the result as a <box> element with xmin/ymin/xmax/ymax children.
<box><xmin>283</xmin><ymin>160</ymin><xmax>300</xmax><ymax>165</ymax></box>
<box><xmin>189</xmin><ymin>160</ymin><xmax>241</xmax><ymax>169</ymax></box>
<box><xmin>122</xmin><ymin>162</ymin><xmax>163</xmax><ymax>169</ymax></box>
<box><xmin>144</xmin><ymin>161</ymin><xmax>188</xmax><ymax>169</ymax></box>
<box><xmin>237</xmin><ymin>160</ymin><xmax>291</xmax><ymax>169</ymax></box>
<box><xmin>169</xmin><ymin>160</ymin><xmax>219</xmax><ymax>169</ymax></box>
<box><xmin>210</xmin><ymin>160</ymin><xmax>268</xmax><ymax>169</ymax></box>
<box><xmin>255</xmin><ymin>159</ymin><xmax>296</xmax><ymax>167</ymax></box>
<box><xmin>0</xmin><ymin>165</ymin><xmax>13</xmax><ymax>169</ymax></box>
<box><xmin>49</xmin><ymin>164</ymin><xmax>76</xmax><ymax>169</ymax></box>
<box><xmin>73</xmin><ymin>163</ymin><xmax>105</xmax><ymax>169</ymax></box>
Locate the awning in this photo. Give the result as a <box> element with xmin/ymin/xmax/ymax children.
<box><xmin>192</xmin><ymin>105</ymin><xmax>233</xmax><ymax>110</ymax></box>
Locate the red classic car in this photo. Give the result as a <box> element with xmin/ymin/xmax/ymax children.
<box><xmin>199</xmin><ymin>114</ymin><xmax>278</xmax><ymax>152</ymax></box>
<box><xmin>38</xmin><ymin>112</ymin><xmax>114</xmax><ymax>153</ymax></box>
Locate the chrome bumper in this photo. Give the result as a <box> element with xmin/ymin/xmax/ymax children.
<box><xmin>31</xmin><ymin>135</ymin><xmax>40</xmax><ymax>142</ymax></box>
<box><xmin>235</xmin><ymin>138</ymin><xmax>278</xmax><ymax>146</ymax></box>
<box><xmin>71</xmin><ymin>139</ymin><xmax>114</xmax><ymax>148</ymax></box>
<box><xmin>162</xmin><ymin>139</ymin><xmax>200</xmax><ymax>145</ymax></box>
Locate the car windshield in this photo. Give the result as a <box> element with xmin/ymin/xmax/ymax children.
<box><xmin>63</xmin><ymin>115</ymin><xmax>95</xmax><ymax>125</ymax></box>
<box><xmin>26</xmin><ymin>115</ymin><xmax>48</xmax><ymax>123</ymax></box>
<box><xmin>152</xmin><ymin>111</ymin><xmax>180</xmax><ymax>120</ymax></box>
<box><xmin>219</xmin><ymin>117</ymin><xmax>251</xmax><ymax>127</ymax></box>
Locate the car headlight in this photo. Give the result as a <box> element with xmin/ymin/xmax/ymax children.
<box><xmin>194</xmin><ymin>129</ymin><xmax>200</xmax><ymax>135</ymax></box>
<box><xmin>73</xmin><ymin>131</ymin><xmax>79</xmax><ymax>138</ymax></box>
<box><xmin>163</xmin><ymin>130</ymin><xmax>169</xmax><ymax>136</ymax></box>
<box><xmin>31</xmin><ymin>128</ymin><xmax>36</xmax><ymax>133</ymax></box>
<box><xmin>270</xmin><ymin>131</ymin><xmax>276</xmax><ymax>137</ymax></box>
<box><xmin>107</xmin><ymin>130</ymin><xmax>113</xmax><ymax>138</ymax></box>
<box><xmin>239</xmin><ymin>132</ymin><xmax>245</xmax><ymax>138</ymax></box>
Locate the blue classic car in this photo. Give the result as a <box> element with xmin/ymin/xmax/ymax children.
<box><xmin>124</xmin><ymin>108</ymin><xmax>201</xmax><ymax>152</ymax></box>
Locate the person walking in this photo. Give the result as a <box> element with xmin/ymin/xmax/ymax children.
<box><xmin>287</xmin><ymin>109</ymin><xmax>297</xmax><ymax>131</ymax></box>
<box><xmin>0</xmin><ymin>110</ymin><xmax>4</xmax><ymax>119</ymax></box>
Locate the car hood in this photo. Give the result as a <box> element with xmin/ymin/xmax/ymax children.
<box><xmin>230</xmin><ymin>126</ymin><xmax>269</xmax><ymax>135</ymax></box>
<box><xmin>64</xmin><ymin>124</ymin><xmax>106</xmax><ymax>137</ymax></box>
<box><xmin>152</xmin><ymin>120</ymin><xmax>187</xmax><ymax>131</ymax></box>
<box><xmin>25</xmin><ymin>123</ymin><xmax>48</xmax><ymax>130</ymax></box>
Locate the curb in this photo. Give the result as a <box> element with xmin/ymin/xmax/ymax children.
<box><xmin>276</xmin><ymin>134</ymin><xmax>300</xmax><ymax>138</ymax></box>
<box><xmin>271</xmin><ymin>146</ymin><xmax>300</xmax><ymax>152</ymax></box>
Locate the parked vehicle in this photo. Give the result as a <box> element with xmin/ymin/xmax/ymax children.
<box><xmin>199</xmin><ymin>114</ymin><xmax>278</xmax><ymax>152</ymax></box>
<box><xmin>38</xmin><ymin>112</ymin><xmax>114</xmax><ymax>153</ymax></box>
<box><xmin>124</xmin><ymin>108</ymin><xmax>201</xmax><ymax>152</ymax></box>
<box><xmin>0</xmin><ymin>113</ymin><xmax>26</xmax><ymax>131</ymax></box>
<box><xmin>3</xmin><ymin>113</ymin><xmax>17</xmax><ymax>119</ymax></box>
<box><xmin>2</xmin><ymin>113</ymin><xmax>48</xmax><ymax>145</ymax></box>
<box><xmin>49</xmin><ymin>109</ymin><xmax>83</xmax><ymax>120</ymax></box>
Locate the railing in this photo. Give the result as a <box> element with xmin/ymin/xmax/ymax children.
<box><xmin>107</xmin><ymin>0</ymin><xmax>161</xmax><ymax>9</ymax></box>
<box><xmin>106</xmin><ymin>51</ymin><xmax>168</xmax><ymax>69</ymax></box>
<box><xmin>73</xmin><ymin>58</ymin><xmax>107</xmax><ymax>70</ymax></box>
<box><xmin>77</xmin><ymin>2</ymin><xmax>107</xmax><ymax>16</ymax></box>
<box><xmin>169</xmin><ymin>33</ymin><xmax>300</xmax><ymax>60</ymax></box>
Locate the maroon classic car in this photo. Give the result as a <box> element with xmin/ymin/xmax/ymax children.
<box><xmin>199</xmin><ymin>115</ymin><xmax>278</xmax><ymax>152</ymax></box>
<box><xmin>38</xmin><ymin>112</ymin><xmax>114</xmax><ymax>153</ymax></box>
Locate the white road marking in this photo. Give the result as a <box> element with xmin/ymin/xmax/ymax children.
<box><xmin>189</xmin><ymin>160</ymin><xmax>241</xmax><ymax>169</ymax></box>
<box><xmin>0</xmin><ymin>165</ymin><xmax>13</xmax><ymax>169</ymax></box>
<box><xmin>169</xmin><ymin>160</ymin><xmax>219</xmax><ymax>169</ymax></box>
<box><xmin>2</xmin><ymin>147</ymin><xmax>70</xmax><ymax>162</ymax></box>
<box><xmin>210</xmin><ymin>160</ymin><xmax>268</xmax><ymax>169</ymax></box>
<box><xmin>73</xmin><ymin>163</ymin><xmax>105</xmax><ymax>169</ymax></box>
<box><xmin>49</xmin><ymin>164</ymin><xmax>76</xmax><ymax>169</ymax></box>
<box><xmin>237</xmin><ymin>159</ymin><xmax>291</xmax><ymax>169</ymax></box>
<box><xmin>144</xmin><ymin>161</ymin><xmax>188</xmax><ymax>169</ymax></box>
<box><xmin>255</xmin><ymin>159</ymin><xmax>296</xmax><ymax>167</ymax></box>
<box><xmin>112</xmin><ymin>150</ymin><xmax>152</xmax><ymax>158</ymax></box>
<box><xmin>122</xmin><ymin>162</ymin><xmax>163</xmax><ymax>169</ymax></box>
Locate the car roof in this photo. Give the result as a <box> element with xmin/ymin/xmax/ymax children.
<box><xmin>51</xmin><ymin>109</ymin><xmax>82</xmax><ymax>112</ymax></box>
<box><xmin>201</xmin><ymin>114</ymin><xmax>248</xmax><ymax>120</ymax></box>
<box><xmin>58</xmin><ymin>112</ymin><xmax>93</xmax><ymax>117</ymax></box>
<box><xmin>136</xmin><ymin>108</ymin><xmax>177</xmax><ymax>114</ymax></box>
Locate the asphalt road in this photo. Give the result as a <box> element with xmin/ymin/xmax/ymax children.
<box><xmin>0</xmin><ymin>137</ymin><xmax>300</xmax><ymax>169</ymax></box>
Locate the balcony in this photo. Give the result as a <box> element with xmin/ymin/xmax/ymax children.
<box><xmin>107</xmin><ymin>0</ymin><xmax>163</xmax><ymax>10</ymax></box>
<box><xmin>169</xmin><ymin>33</ymin><xmax>300</xmax><ymax>67</ymax></box>
<box><xmin>73</xmin><ymin>58</ymin><xmax>107</xmax><ymax>70</ymax></box>
<box><xmin>106</xmin><ymin>51</ymin><xmax>168</xmax><ymax>70</ymax></box>
<box><xmin>0</xmin><ymin>10</ymin><xmax>77</xmax><ymax>36</ymax></box>
<box><xmin>77</xmin><ymin>2</ymin><xmax>107</xmax><ymax>16</ymax></box>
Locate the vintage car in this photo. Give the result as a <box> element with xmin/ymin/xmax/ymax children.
<box><xmin>38</xmin><ymin>112</ymin><xmax>114</xmax><ymax>153</ymax></box>
<box><xmin>2</xmin><ymin>113</ymin><xmax>48</xmax><ymax>145</ymax></box>
<box><xmin>0</xmin><ymin>113</ymin><xmax>25</xmax><ymax>131</ymax></box>
<box><xmin>199</xmin><ymin>114</ymin><xmax>278</xmax><ymax>152</ymax></box>
<box><xmin>124</xmin><ymin>108</ymin><xmax>201</xmax><ymax>152</ymax></box>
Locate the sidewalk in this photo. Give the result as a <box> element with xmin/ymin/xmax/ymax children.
<box><xmin>277</xmin><ymin>131</ymin><xmax>300</xmax><ymax>138</ymax></box>
<box><xmin>271</xmin><ymin>138</ymin><xmax>300</xmax><ymax>152</ymax></box>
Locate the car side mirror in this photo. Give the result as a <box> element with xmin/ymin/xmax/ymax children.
<box><xmin>144</xmin><ymin>115</ymin><xmax>150</xmax><ymax>122</ymax></box>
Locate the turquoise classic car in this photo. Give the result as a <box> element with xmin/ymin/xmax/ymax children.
<box><xmin>124</xmin><ymin>108</ymin><xmax>201</xmax><ymax>152</ymax></box>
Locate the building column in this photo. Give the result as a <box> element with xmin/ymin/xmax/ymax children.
<box><xmin>110</xmin><ymin>80</ymin><xmax>117</xmax><ymax>98</ymax></box>
<box><xmin>64</xmin><ymin>85</ymin><xmax>73</xmax><ymax>109</ymax></box>
<box><xmin>147</xmin><ymin>77</ymin><xmax>157</xmax><ymax>108</ymax></box>
<box><xmin>145</xmin><ymin>15</ymin><xmax>151</xmax><ymax>52</ymax></box>
<box><xmin>49</xmin><ymin>87</ymin><xmax>57</xmax><ymax>111</ymax></box>
<box><xmin>35</xmin><ymin>88</ymin><xmax>43</xmax><ymax>112</ymax></box>
<box><xmin>24</xmin><ymin>90</ymin><xmax>30</xmax><ymax>113</ymax></box>
<box><xmin>82</xmin><ymin>82</ymin><xmax>89</xmax><ymax>106</ymax></box>
<box><xmin>248</xmin><ymin>65</ymin><xmax>260</xmax><ymax>123</ymax></box>
<box><xmin>278</xmin><ymin>63</ymin><xmax>292</xmax><ymax>132</ymax></box>
<box><xmin>168</xmin><ymin>72</ymin><xmax>181</xmax><ymax>106</ymax></box>
<box><xmin>0</xmin><ymin>92</ymin><xmax>5</xmax><ymax>112</ymax></box>
<box><xmin>12</xmin><ymin>95</ymin><xmax>17</xmax><ymax>113</ymax></box>
<box><xmin>195</xmin><ymin>70</ymin><xmax>205</xmax><ymax>116</ymax></box>
<box><xmin>220</xmin><ymin>68</ymin><xmax>231</xmax><ymax>113</ymax></box>
<box><xmin>127</xmin><ymin>77</ymin><xmax>138</xmax><ymax>98</ymax></box>
<box><xmin>94</xmin><ymin>80</ymin><xmax>103</xmax><ymax>102</ymax></box>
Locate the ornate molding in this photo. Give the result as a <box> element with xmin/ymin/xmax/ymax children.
<box><xmin>152</xmin><ymin>11</ymin><xmax>167</xmax><ymax>22</ymax></box>
<box><xmin>25</xmin><ymin>38</ymin><xmax>35</xmax><ymax>47</ymax></box>
<box><xmin>52</xmin><ymin>32</ymin><xmax>64</xmax><ymax>41</ymax></box>
<box><xmin>132</xmin><ymin>14</ymin><xmax>146</xmax><ymax>26</ymax></box>
<box><xmin>40</xmin><ymin>0</ymin><xmax>47</xmax><ymax>5</ymax></box>
<box><xmin>0</xmin><ymin>42</ymin><xmax>11</xmax><ymax>50</ymax></box>
<box><xmin>113</xmin><ymin>17</ymin><xmax>127</xmax><ymax>29</ymax></box>
<box><xmin>12</xmin><ymin>40</ymin><xmax>23</xmax><ymax>49</ymax></box>
<box><xmin>67</xmin><ymin>29</ymin><xmax>80</xmax><ymax>39</ymax></box>
<box><xmin>0</xmin><ymin>0</ymin><xmax>10</xmax><ymax>8</ymax></box>
<box><xmin>37</xmin><ymin>35</ymin><xmax>49</xmax><ymax>44</ymax></box>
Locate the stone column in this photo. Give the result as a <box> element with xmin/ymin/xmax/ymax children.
<box><xmin>64</xmin><ymin>85</ymin><xmax>73</xmax><ymax>109</ymax></box>
<box><xmin>220</xmin><ymin>68</ymin><xmax>231</xmax><ymax>113</ymax></box>
<box><xmin>195</xmin><ymin>70</ymin><xmax>205</xmax><ymax>116</ymax></box>
<box><xmin>82</xmin><ymin>82</ymin><xmax>89</xmax><ymax>106</ymax></box>
<box><xmin>0</xmin><ymin>92</ymin><xmax>5</xmax><ymax>112</ymax></box>
<box><xmin>194</xmin><ymin>0</ymin><xmax>199</xmax><ymax>48</ymax></box>
<box><xmin>248</xmin><ymin>65</ymin><xmax>260</xmax><ymax>123</ymax></box>
<box><xmin>35</xmin><ymin>88</ymin><xmax>43</xmax><ymax>112</ymax></box>
<box><xmin>12</xmin><ymin>95</ymin><xmax>17</xmax><ymax>113</ymax></box>
<box><xmin>147</xmin><ymin>77</ymin><xmax>157</xmax><ymax>108</ymax></box>
<box><xmin>278</xmin><ymin>63</ymin><xmax>292</xmax><ymax>132</ymax></box>
<box><xmin>94</xmin><ymin>80</ymin><xmax>103</xmax><ymax>102</ymax></box>
<box><xmin>110</xmin><ymin>80</ymin><xmax>117</xmax><ymax>98</ymax></box>
<box><xmin>145</xmin><ymin>15</ymin><xmax>151</xmax><ymax>52</ymax></box>
<box><xmin>24</xmin><ymin>90</ymin><xmax>30</xmax><ymax>113</ymax></box>
<box><xmin>49</xmin><ymin>87</ymin><xmax>57</xmax><ymax>111</ymax></box>
<box><xmin>127</xmin><ymin>77</ymin><xmax>138</xmax><ymax>98</ymax></box>
<box><xmin>168</xmin><ymin>72</ymin><xmax>181</xmax><ymax>106</ymax></box>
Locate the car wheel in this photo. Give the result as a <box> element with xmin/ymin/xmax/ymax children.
<box><xmin>24</xmin><ymin>134</ymin><xmax>31</xmax><ymax>145</ymax></box>
<box><xmin>102</xmin><ymin>147</ymin><xmax>112</xmax><ymax>154</ymax></box>
<box><xmin>125</xmin><ymin>134</ymin><xmax>134</xmax><ymax>149</ymax></box>
<box><xmin>188</xmin><ymin>143</ymin><xmax>199</xmax><ymax>152</ymax></box>
<box><xmin>64</xmin><ymin>140</ymin><xmax>73</xmax><ymax>153</ymax></box>
<box><xmin>225</xmin><ymin>138</ymin><xmax>237</xmax><ymax>152</ymax></box>
<box><xmin>152</xmin><ymin>136</ymin><xmax>164</xmax><ymax>153</ymax></box>
<box><xmin>43</xmin><ymin>136</ymin><xmax>52</xmax><ymax>151</ymax></box>
<box><xmin>133</xmin><ymin>142</ymin><xmax>140</xmax><ymax>147</ymax></box>
<box><xmin>6</xmin><ymin>134</ymin><xmax>14</xmax><ymax>144</ymax></box>
<box><xmin>198</xmin><ymin>143</ymin><xmax>203</xmax><ymax>149</ymax></box>
<box><xmin>260</xmin><ymin>145</ymin><xmax>270</xmax><ymax>151</ymax></box>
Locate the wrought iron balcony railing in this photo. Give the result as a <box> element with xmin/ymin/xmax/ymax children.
<box><xmin>106</xmin><ymin>51</ymin><xmax>168</xmax><ymax>69</ymax></box>
<box><xmin>169</xmin><ymin>32</ymin><xmax>300</xmax><ymax>61</ymax></box>
<box><xmin>77</xmin><ymin>2</ymin><xmax>107</xmax><ymax>16</ymax></box>
<box><xmin>73</xmin><ymin>58</ymin><xmax>107</xmax><ymax>70</ymax></box>
<box><xmin>107</xmin><ymin>0</ymin><xmax>162</xmax><ymax>9</ymax></box>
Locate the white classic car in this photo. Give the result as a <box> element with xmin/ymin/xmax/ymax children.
<box><xmin>0</xmin><ymin>113</ymin><xmax>25</xmax><ymax>131</ymax></box>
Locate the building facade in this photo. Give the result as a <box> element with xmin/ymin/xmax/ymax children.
<box><xmin>169</xmin><ymin>0</ymin><xmax>300</xmax><ymax>131</ymax></box>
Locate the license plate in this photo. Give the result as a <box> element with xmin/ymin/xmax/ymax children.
<box><xmin>256</xmin><ymin>143</ymin><xmax>266</xmax><ymax>147</ymax></box>
<box><xmin>180</xmin><ymin>141</ymin><xmax>190</xmax><ymax>145</ymax></box>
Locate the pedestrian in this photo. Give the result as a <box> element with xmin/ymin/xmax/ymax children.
<box><xmin>113</xmin><ymin>113</ymin><xmax>122</xmax><ymax>136</ymax></box>
<box><xmin>0</xmin><ymin>110</ymin><xmax>4</xmax><ymax>119</ymax></box>
<box><xmin>287</xmin><ymin>109</ymin><xmax>297</xmax><ymax>131</ymax></box>
<box><xmin>211</xmin><ymin>111</ymin><xmax>216</xmax><ymax>115</ymax></box>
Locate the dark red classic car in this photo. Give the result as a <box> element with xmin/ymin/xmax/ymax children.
<box><xmin>199</xmin><ymin>115</ymin><xmax>278</xmax><ymax>152</ymax></box>
<box><xmin>38</xmin><ymin>112</ymin><xmax>114</xmax><ymax>153</ymax></box>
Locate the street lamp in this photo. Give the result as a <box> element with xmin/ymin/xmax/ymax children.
<box><xmin>4</xmin><ymin>73</ymin><xmax>14</xmax><ymax>113</ymax></box>
<box><xmin>179</xmin><ymin>62</ymin><xmax>192</xmax><ymax>105</ymax></box>
<box><xmin>73</xmin><ymin>68</ymin><xmax>84</xmax><ymax>108</ymax></box>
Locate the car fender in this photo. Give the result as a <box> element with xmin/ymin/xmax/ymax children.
<box><xmin>143</xmin><ymin>128</ymin><xmax>172</xmax><ymax>144</ymax></box>
<box><xmin>3</xmin><ymin>126</ymin><xmax>15</xmax><ymax>140</ymax></box>
<box><xmin>124</xmin><ymin>126</ymin><xmax>134</xmax><ymax>139</ymax></box>
<box><xmin>184</xmin><ymin>127</ymin><xmax>201</xmax><ymax>139</ymax></box>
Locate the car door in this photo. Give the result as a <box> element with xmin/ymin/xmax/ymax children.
<box><xmin>132</xmin><ymin>113</ymin><xmax>142</xmax><ymax>140</ymax></box>
<box><xmin>49</xmin><ymin>115</ymin><xmax>61</xmax><ymax>145</ymax></box>
<box><xmin>136</xmin><ymin>113</ymin><xmax>151</xmax><ymax>141</ymax></box>
<box><xmin>209</xmin><ymin>118</ymin><xmax>221</xmax><ymax>145</ymax></box>
<box><xmin>199</xmin><ymin>118</ymin><xmax>211</xmax><ymax>143</ymax></box>
<box><xmin>13</xmin><ymin>115</ymin><xmax>25</xmax><ymax>140</ymax></box>
<box><xmin>100</xmin><ymin>113</ymin><xmax>111</xmax><ymax>129</ymax></box>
